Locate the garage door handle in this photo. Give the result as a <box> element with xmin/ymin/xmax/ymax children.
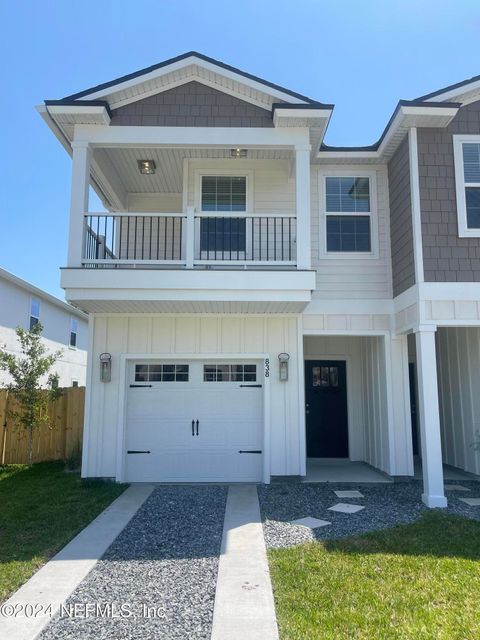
<box><xmin>239</xmin><ymin>384</ymin><xmax>262</xmax><ymax>388</ymax></box>
<box><xmin>238</xmin><ymin>450</ymin><xmax>262</xmax><ymax>454</ymax></box>
<box><xmin>127</xmin><ymin>450</ymin><xmax>151</xmax><ymax>454</ymax></box>
<box><xmin>129</xmin><ymin>384</ymin><xmax>153</xmax><ymax>388</ymax></box>
<box><xmin>196</xmin><ymin>419</ymin><xmax>199</xmax><ymax>436</ymax></box>
<box><xmin>192</xmin><ymin>420</ymin><xmax>195</xmax><ymax>436</ymax></box>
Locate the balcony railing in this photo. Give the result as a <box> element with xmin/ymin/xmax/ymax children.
<box><xmin>82</xmin><ymin>212</ymin><xmax>297</xmax><ymax>268</ymax></box>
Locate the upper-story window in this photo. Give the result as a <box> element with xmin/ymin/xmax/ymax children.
<box><xmin>70</xmin><ymin>318</ymin><xmax>78</xmax><ymax>347</ymax></box>
<box><xmin>201</xmin><ymin>176</ymin><xmax>247</xmax><ymax>212</ymax></box>
<box><xmin>320</xmin><ymin>172</ymin><xmax>378</xmax><ymax>258</ymax></box>
<box><xmin>453</xmin><ymin>135</ymin><xmax>480</xmax><ymax>237</ymax></box>
<box><xmin>200</xmin><ymin>175</ymin><xmax>248</xmax><ymax>253</ymax></box>
<box><xmin>29</xmin><ymin>298</ymin><xmax>40</xmax><ymax>330</ymax></box>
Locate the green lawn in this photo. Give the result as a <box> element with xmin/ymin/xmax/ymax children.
<box><xmin>0</xmin><ymin>462</ymin><xmax>126</xmax><ymax>602</ymax></box>
<box><xmin>269</xmin><ymin>512</ymin><xmax>480</xmax><ymax>640</ymax></box>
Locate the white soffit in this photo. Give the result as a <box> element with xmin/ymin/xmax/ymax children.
<box><xmin>316</xmin><ymin>104</ymin><xmax>459</xmax><ymax>164</ymax></box>
<box><xmin>44</xmin><ymin>105</ymin><xmax>111</xmax><ymax>126</ymax></box>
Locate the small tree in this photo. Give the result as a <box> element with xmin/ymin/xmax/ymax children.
<box><xmin>0</xmin><ymin>322</ymin><xmax>63</xmax><ymax>466</ymax></box>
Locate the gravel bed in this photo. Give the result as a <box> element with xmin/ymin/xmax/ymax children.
<box><xmin>258</xmin><ymin>480</ymin><xmax>480</xmax><ymax>548</ymax></box>
<box><xmin>40</xmin><ymin>485</ymin><xmax>227</xmax><ymax>640</ymax></box>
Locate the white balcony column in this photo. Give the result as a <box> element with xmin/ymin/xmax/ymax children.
<box><xmin>185</xmin><ymin>206</ymin><xmax>195</xmax><ymax>268</ymax></box>
<box><xmin>294</xmin><ymin>143</ymin><xmax>312</xmax><ymax>270</ymax></box>
<box><xmin>68</xmin><ymin>141</ymin><xmax>91</xmax><ymax>267</ymax></box>
<box><xmin>415</xmin><ymin>327</ymin><xmax>447</xmax><ymax>508</ymax></box>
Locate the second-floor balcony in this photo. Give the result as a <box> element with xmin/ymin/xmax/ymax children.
<box><xmin>60</xmin><ymin>125</ymin><xmax>316</xmax><ymax>313</ymax></box>
<box><xmin>84</xmin><ymin>211</ymin><xmax>297</xmax><ymax>269</ymax></box>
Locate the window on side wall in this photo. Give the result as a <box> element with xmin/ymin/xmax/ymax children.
<box><xmin>322</xmin><ymin>174</ymin><xmax>375</xmax><ymax>256</ymax></box>
<box><xmin>70</xmin><ymin>318</ymin><xmax>78</xmax><ymax>348</ymax></box>
<box><xmin>29</xmin><ymin>298</ymin><xmax>40</xmax><ymax>330</ymax></box>
<box><xmin>453</xmin><ymin>135</ymin><xmax>480</xmax><ymax>236</ymax></box>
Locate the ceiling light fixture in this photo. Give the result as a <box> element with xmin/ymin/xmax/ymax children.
<box><xmin>138</xmin><ymin>159</ymin><xmax>156</xmax><ymax>174</ymax></box>
<box><xmin>230</xmin><ymin>148</ymin><xmax>247</xmax><ymax>158</ymax></box>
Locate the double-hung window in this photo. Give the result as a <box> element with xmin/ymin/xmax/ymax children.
<box><xmin>70</xmin><ymin>318</ymin><xmax>78</xmax><ymax>348</ymax></box>
<box><xmin>453</xmin><ymin>135</ymin><xmax>480</xmax><ymax>236</ymax></box>
<box><xmin>30</xmin><ymin>298</ymin><xmax>40</xmax><ymax>330</ymax></box>
<box><xmin>200</xmin><ymin>175</ymin><xmax>247</xmax><ymax>254</ymax></box>
<box><xmin>322</xmin><ymin>174</ymin><xmax>375</xmax><ymax>255</ymax></box>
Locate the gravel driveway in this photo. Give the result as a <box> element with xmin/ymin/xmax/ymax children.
<box><xmin>40</xmin><ymin>485</ymin><xmax>227</xmax><ymax>640</ymax></box>
<box><xmin>258</xmin><ymin>480</ymin><xmax>480</xmax><ymax>548</ymax></box>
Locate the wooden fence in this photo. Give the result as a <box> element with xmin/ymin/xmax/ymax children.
<box><xmin>0</xmin><ymin>387</ymin><xmax>85</xmax><ymax>465</ymax></box>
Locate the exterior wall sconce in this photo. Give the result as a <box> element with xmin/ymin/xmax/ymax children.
<box><xmin>230</xmin><ymin>148</ymin><xmax>247</xmax><ymax>158</ymax></box>
<box><xmin>278</xmin><ymin>352</ymin><xmax>290</xmax><ymax>381</ymax></box>
<box><xmin>99</xmin><ymin>353</ymin><xmax>112</xmax><ymax>382</ymax></box>
<box><xmin>137</xmin><ymin>159</ymin><xmax>156</xmax><ymax>174</ymax></box>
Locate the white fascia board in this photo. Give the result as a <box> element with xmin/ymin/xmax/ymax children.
<box><xmin>79</xmin><ymin>55</ymin><xmax>308</xmax><ymax>106</ymax></box>
<box><xmin>425</xmin><ymin>79</ymin><xmax>480</xmax><ymax>103</ymax></box>
<box><xmin>45</xmin><ymin>105</ymin><xmax>111</xmax><ymax>125</ymax></box>
<box><xmin>60</xmin><ymin>268</ymin><xmax>316</xmax><ymax>293</ymax></box>
<box><xmin>420</xmin><ymin>282</ymin><xmax>480</xmax><ymax>301</ymax></box>
<box><xmin>273</xmin><ymin>108</ymin><xmax>332</xmax><ymax>122</ymax></box>
<box><xmin>36</xmin><ymin>105</ymin><xmax>73</xmax><ymax>155</ymax></box>
<box><xmin>316</xmin><ymin>105</ymin><xmax>459</xmax><ymax>162</ymax></box>
<box><xmin>73</xmin><ymin>124</ymin><xmax>310</xmax><ymax>148</ymax></box>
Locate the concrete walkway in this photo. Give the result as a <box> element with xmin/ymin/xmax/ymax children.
<box><xmin>0</xmin><ymin>484</ymin><xmax>154</xmax><ymax>640</ymax></box>
<box><xmin>211</xmin><ymin>485</ymin><xmax>279</xmax><ymax>640</ymax></box>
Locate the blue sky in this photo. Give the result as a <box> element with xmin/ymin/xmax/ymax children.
<box><xmin>1</xmin><ymin>0</ymin><xmax>479</xmax><ymax>299</ymax></box>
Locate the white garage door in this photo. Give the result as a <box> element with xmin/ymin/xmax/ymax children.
<box><xmin>125</xmin><ymin>360</ymin><xmax>264</xmax><ymax>482</ymax></box>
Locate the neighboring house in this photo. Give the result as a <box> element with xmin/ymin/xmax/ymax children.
<box><xmin>0</xmin><ymin>268</ymin><xmax>88</xmax><ymax>387</ymax></box>
<box><xmin>38</xmin><ymin>52</ymin><xmax>480</xmax><ymax>507</ymax></box>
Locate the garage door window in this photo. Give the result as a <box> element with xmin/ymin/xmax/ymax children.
<box><xmin>203</xmin><ymin>364</ymin><xmax>256</xmax><ymax>382</ymax></box>
<box><xmin>135</xmin><ymin>363</ymin><xmax>189</xmax><ymax>382</ymax></box>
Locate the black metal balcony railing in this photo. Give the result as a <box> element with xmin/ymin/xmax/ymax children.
<box><xmin>82</xmin><ymin>213</ymin><xmax>296</xmax><ymax>268</ymax></box>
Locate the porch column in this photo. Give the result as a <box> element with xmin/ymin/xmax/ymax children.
<box><xmin>68</xmin><ymin>141</ymin><xmax>91</xmax><ymax>267</ymax></box>
<box><xmin>415</xmin><ymin>327</ymin><xmax>447</xmax><ymax>508</ymax></box>
<box><xmin>295</xmin><ymin>144</ymin><xmax>311</xmax><ymax>270</ymax></box>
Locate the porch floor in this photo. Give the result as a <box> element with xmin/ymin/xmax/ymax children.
<box><xmin>413</xmin><ymin>457</ymin><xmax>480</xmax><ymax>481</ymax></box>
<box><xmin>303</xmin><ymin>458</ymin><xmax>392</xmax><ymax>484</ymax></box>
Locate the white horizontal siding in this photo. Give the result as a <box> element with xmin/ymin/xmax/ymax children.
<box><xmin>311</xmin><ymin>166</ymin><xmax>393</xmax><ymax>300</ymax></box>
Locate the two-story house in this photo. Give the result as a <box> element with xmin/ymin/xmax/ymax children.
<box><xmin>38</xmin><ymin>52</ymin><xmax>480</xmax><ymax>507</ymax></box>
<box><xmin>0</xmin><ymin>267</ymin><xmax>88</xmax><ymax>387</ymax></box>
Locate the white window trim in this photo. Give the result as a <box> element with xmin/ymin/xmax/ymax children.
<box><xmin>193</xmin><ymin>168</ymin><xmax>254</xmax><ymax>213</ymax></box>
<box><xmin>318</xmin><ymin>169</ymin><xmax>379</xmax><ymax>260</ymax></box>
<box><xmin>29</xmin><ymin>297</ymin><xmax>40</xmax><ymax>329</ymax></box>
<box><xmin>69</xmin><ymin>317</ymin><xmax>78</xmax><ymax>349</ymax></box>
<box><xmin>453</xmin><ymin>134</ymin><xmax>480</xmax><ymax>237</ymax></box>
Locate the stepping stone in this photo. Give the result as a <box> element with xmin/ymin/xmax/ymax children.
<box><xmin>328</xmin><ymin>503</ymin><xmax>365</xmax><ymax>514</ymax></box>
<box><xmin>458</xmin><ymin>497</ymin><xmax>480</xmax><ymax>506</ymax></box>
<box><xmin>444</xmin><ymin>484</ymin><xmax>470</xmax><ymax>491</ymax></box>
<box><xmin>334</xmin><ymin>490</ymin><xmax>364</xmax><ymax>498</ymax></box>
<box><xmin>290</xmin><ymin>517</ymin><xmax>331</xmax><ymax>529</ymax></box>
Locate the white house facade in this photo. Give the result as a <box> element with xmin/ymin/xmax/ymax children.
<box><xmin>0</xmin><ymin>268</ymin><xmax>88</xmax><ymax>387</ymax></box>
<box><xmin>38</xmin><ymin>52</ymin><xmax>480</xmax><ymax>507</ymax></box>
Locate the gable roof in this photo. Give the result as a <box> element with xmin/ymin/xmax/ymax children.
<box><xmin>59</xmin><ymin>51</ymin><xmax>328</xmax><ymax>107</ymax></box>
<box><xmin>416</xmin><ymin>72</ymin><xmax>480</xmax><ymax>102</ymax></box>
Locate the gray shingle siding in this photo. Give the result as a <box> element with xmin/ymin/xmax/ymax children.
<box><xmin>110</xmin><ymin>81</ymin><xmax>274</xmax><ymax>127</ymax></box>
<box><xmin>418</xmin><ymin>100</ymin><xmax>480</xmax><ymax>282</ymax></box>
<box><xmin>388</xmin><ymin>135</ymin><xmax>415</xmax><ymax>296</ymax></box>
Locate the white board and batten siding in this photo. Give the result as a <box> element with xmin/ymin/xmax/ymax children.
<box><xmin>83</xmin><ymin>314</ymin><xmax>303</xmax><ymax>480</ymax></box>
<box><xmin>304</xmin><ymin>335</ymin><xmax>397</xmax><ymax>476</ymax></box>
<box><xmin>436</xmin><ymin>327</ymin><xmax>480</xmax><ymax>475</ymax></box>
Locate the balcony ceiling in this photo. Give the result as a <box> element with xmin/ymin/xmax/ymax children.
<box><xmin>95</xmin><ymin>147</ymin><xmax>293</xmax><ymax>196</ymax></box>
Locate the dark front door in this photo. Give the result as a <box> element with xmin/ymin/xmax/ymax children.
<box><xmin>305</xmin><ymin>360</ymin><xmax>348</xmax><ymax>458</ymax></box>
